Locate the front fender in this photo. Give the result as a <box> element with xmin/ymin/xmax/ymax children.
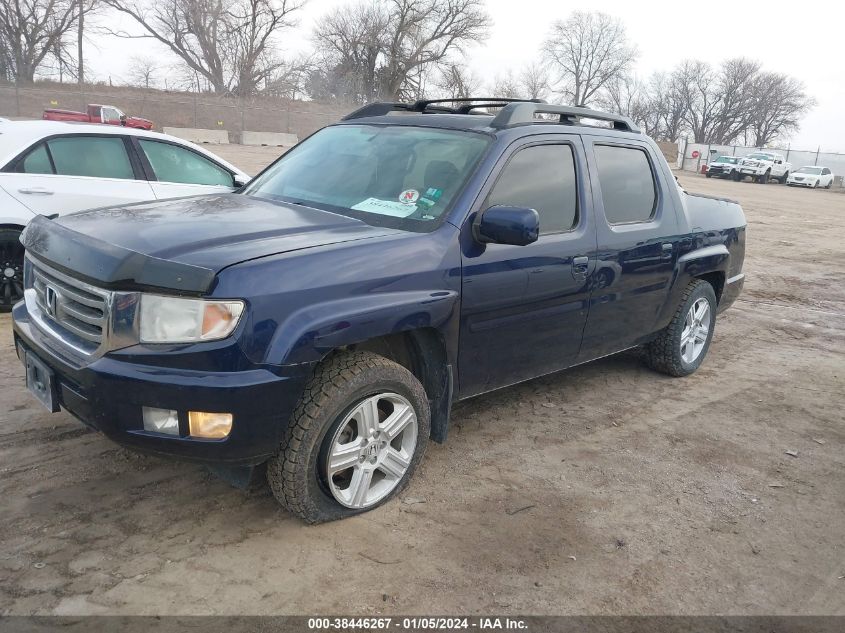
<box><xmin>265</xmin><ymin>290</ymin><xmax>460</xmax><ymax>366</ymax></box>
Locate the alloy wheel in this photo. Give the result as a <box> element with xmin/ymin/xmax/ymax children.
<box><xmin>680</xmin><ymin>298</ymin><xmax>711</xmax><ymax>364</ymax></box>
<box><xmin>0</xmin><ymin>236</ymin><xmax>24</xmax><ymax>309</ymax></box>
<box><xmin>326</xmin><ymin>392</ymin><xmax>418</xmax><ymax>509</ymax></box>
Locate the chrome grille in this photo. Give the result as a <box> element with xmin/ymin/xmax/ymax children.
<box><xmin>25</xmin><ymin>257</ymin><xmax>111</xmax><ymax>354</ymax></box>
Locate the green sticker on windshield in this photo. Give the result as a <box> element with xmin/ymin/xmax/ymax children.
<box><xmin>425</xmin><ymin>187</ymin><xmax>442</xmax><ymax>200</ymax></box>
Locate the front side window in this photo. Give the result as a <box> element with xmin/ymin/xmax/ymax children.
<box><xmin>243</xmin><ymin>124</ymin><xmax>491</xmax><ymax>231</ymax></box>
<box><xmin>484</xmin><ymin>144</ymin><xmax>578</xmax><ymax>234</ymax></box>
<box><xmin>46</xmin><ymin>136</ymin><xmax>134</xmax><ymax>180</ymax></box>
<box><xmin>594</xmin><ymin>145</ymin><xmax>657</xmax><ymax>225</ymax></box>
<box><xmin>138</xmin><ymin>140</ymin><xmax>233</xmax><ymax>186</ymax></box>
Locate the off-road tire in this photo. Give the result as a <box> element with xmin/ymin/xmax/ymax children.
<box><xmin>779</xmin><ymin>171</ymin><xmax>789</xmax><ymax>184</ymax></box>
<box><xmin>267</xmin><ymin>351</ymin><xmax>430</xmax><ymax>524</ymax></box>
<box><xmin>758</xmin><ymin>170</ymin><xmax>770</xmax><ymax>184</ymax></box>
<box><xmin>731</xmin><ymin>170</ymin><xmax>741</xmax><ymax>182</ymax></box>
<box><xmin>642</xmin><ymin>280</ymin><xmax>717</xmax><ymax>377</ymax></box>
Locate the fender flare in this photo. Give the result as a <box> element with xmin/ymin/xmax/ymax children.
<box><xmin>660</xmin><ymin>244</ymin><xmax>730</xmax><ymax>325</ymax></box>
<box><xmin>265</xmin><ymin>289</ymin><xmax>460</xmax><ymax>367</ymax></box>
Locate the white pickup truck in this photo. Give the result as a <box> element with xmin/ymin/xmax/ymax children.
<box><xmin>737</xmin><ymin>151</ymin><xmax>791</xmax><ymax>184</ymax></box>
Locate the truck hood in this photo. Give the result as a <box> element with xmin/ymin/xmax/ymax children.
<box><xmin>22</xmin><ymin>194</ymin><xmax>400</xmax><ymax>294</ymax></box>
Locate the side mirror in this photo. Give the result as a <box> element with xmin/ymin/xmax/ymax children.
<box><xmin>233</xmin><ymin>175</ymin><xmax>249</xmax><ymax>188</ymax></box>
<box><xmin>474</xmin><ymin>206</ymin><xmax>539</xmax><ymax>246</ymax></box>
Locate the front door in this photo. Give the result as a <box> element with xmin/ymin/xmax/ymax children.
<box><xmin>133</xmin><ymin>138</ymin><xmax>237</xmax><ymax>199</ymax></box>
<box><xmin>458</xmin><ymin>136</ymin><xmax>597</xmax><ymax>398</ymax></box>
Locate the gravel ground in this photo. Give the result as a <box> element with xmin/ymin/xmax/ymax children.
<box><xmin>0</xmin><ymin>154</ymin><xmax>843</xmax><ymax>615</ymax></box>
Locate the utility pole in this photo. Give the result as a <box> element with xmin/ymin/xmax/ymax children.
<box><xmin>77</xmin><ymin>0</ymin><xmax>84</xmax><ymax>85</ymax></box>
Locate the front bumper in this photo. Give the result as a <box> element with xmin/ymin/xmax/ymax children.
<box><xmin>13</xmin><ymin>302</ymin><xmax>311</xmax><ymax>466</ymax></box>
<box><xmin>786</xmin><ymin>179</ymin><xmax>816</xmax><ymax>187</ymax></box>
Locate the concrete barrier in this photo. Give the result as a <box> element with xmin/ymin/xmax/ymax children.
<box><xmin>162</xmin><ymin>127</ymin><xmax>230</xmax><ymax>144</ymax></box>
<box><xmin>241</xmin><ymin>131</ymin><xmax>299</xmax><ymax>147</ymax></box>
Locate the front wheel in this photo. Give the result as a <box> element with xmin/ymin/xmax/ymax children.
<box><xmin>731</xmin><ymin>170</ymin><xmax>741</xmax><ymax>182</ymax></box>
<box><xmin>642</xmin><ymin>280</ymin><xmax>717</xmax><ymax>377</ymax></box>
<box><xmin>780</xmin><ymin>171</ymin><xmax>789</xmax><ymax>184</ymax></box>
<box><xmin>0</xmin><ymin>229</ymin><xmax>25</xmax><ymax>313</ymax></box>
<box><xmin>267</xmin><ymin>351</ymin><xmax>430</xmax><ymax>523</ymax></box>
<box><xmin>758</xmin><ymin>170</ymin><xmax>770</xmax><ymax>184</ymax></box>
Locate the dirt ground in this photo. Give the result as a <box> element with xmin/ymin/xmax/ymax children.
<box><xmin>0</xmin><ymin>150</ymin><xmax>843</xmax><ymax>615</ymax></box>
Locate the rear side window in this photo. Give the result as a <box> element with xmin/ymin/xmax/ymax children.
<box><xmin>485</xmin><ymin>144</ymin><xmax>578</xmax><ymax>234</ymax></box>
<box><xmin>46</xmin><ymin>136</ymin><xmax>134</xmax><ymax>180</ymax></box>
<box><xmin>138</xmin><ymin>140</ymin><xmax>233</xmax><ymax>186</ymax></box>
<box><xmin>594</xmin><ymin>145</ymin><xmax>657</xmax><ymax>224</ymax></box>
<box><xmin>20</xmin><ymin>144</ymin><xmax>53</xmax><ymax>174</ymax></box>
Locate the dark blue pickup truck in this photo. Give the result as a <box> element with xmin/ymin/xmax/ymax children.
<box><xmin>13</xmin><ymin>99</ymin><xmax>746</xmax><ymax>523</ymax></box>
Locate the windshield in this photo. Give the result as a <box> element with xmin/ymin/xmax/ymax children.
<box><xmin>244</xmin><ymin>124</ymin><xmax>491</xmax><ymax>230</ymax></box>
<box><xmin>714</xmin><ymin>156</ymin><xmax>738</xmax><ymax>163</ymax></box>
<box><xmin>747</xmin><ymin>153</ymin><xmax>774</xmax><ymax>160</ymax></box>
<box><xmin>796</xmin><ymin>167</ymin><xmax>822</xmax><ymax>175</ymax></box>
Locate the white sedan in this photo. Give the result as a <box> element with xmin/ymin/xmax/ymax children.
<box><xmin>786</xmin><ymin>166</ymin><xmax>835</xmax><ymax>189</ymax></box>
<box><xmin>0</xmin><ymin>120</ymin><xmax>250</xmax><ymax>310</ymax></box>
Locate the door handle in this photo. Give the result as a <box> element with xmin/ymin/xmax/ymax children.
<box><xmin>661</xmin><ymin>243</ymin><xmax>674</xmax><ymax>259</ymax></box>
<box><xmin>572</xmin><ymin>256</ymin><xmax>589</xmax><ymax>276</ymax></box>
<box><xmin>18</xmin><ymin>187</ymin><xmax>54</xmax><ymax>195</ymax></box>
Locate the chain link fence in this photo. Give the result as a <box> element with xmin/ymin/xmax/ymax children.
<box><xmin>676</xmin><ymin>138</ymin><xmax>845</xmax><ymax>187</ymax></box>
<box><xmin>0</xmin><ymin>81</ymin><xmax>351</xmax><ymax>142</ymax></box>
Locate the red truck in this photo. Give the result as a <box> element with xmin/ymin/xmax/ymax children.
<box><xmin>42</xmin><ymin>104</ymin><xmax>153</xmax><ymax>130</ymax></box>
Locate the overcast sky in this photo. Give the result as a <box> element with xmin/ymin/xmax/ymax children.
<box><xmin>87</xmin><ymin>0</ymin><xmax>845</xmax><ymax>151</ymax></box>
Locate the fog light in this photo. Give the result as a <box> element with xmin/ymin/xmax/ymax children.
<box><xmin>189</xmin><ymin>411</ymin><xmax>232</xmax><ymax>439</ymax></box>
<box><xmin>142</xmin><ymin>407</ymin><xmax>179</xmax><ymax>435</ymax></box>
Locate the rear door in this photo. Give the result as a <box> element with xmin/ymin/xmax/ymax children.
<box><xmin>458</xmin><ymin>134</ymin><xmax>597</xmax><ymax>397</ymax></box>
<box><xmin>132</xmin><ymin>138</ymin><xmax>237</xmax><ymax>199</ymax></box>
<box><xmin>577</xmin><ymin>138</ymin><xmax>680</xmax><ymax>361</ymax></box>
<box><xmin>0</xmin><ymin>134</ymin><xmax>155</xmax><ymax>216</ymax></box>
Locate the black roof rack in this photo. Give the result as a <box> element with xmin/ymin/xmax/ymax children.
<box><xmin>342</xmin><ymin>97</ymin><xmax>545</xmax><ymax>121</ymax></box>
<box><xmin>340</xmin><ymin>98</ymin><xmax>640</xmax><ymax>134</ymax></box>
<box><xmin>490</xmin><ymin>103</ymin><xmax>640</xmax><ymax>133</ymax></box>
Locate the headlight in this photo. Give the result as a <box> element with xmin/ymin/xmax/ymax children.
<box><xmin>139</xmin><ymin>295</ymin><xmax>244</xmax><ymax>343</ymax></box>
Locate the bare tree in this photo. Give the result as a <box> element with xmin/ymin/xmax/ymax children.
<box><xmin>127</xmin><ymin>55</ymin><xmax>159</xmax><ymax>88</ymax></box>
<box><xmin>543</xmin><ymin>11</ymin><xmax>636</xmax><ymax>107</ymax></box>
<box><xmin>518</xmin><ymin>62</ymin><xmax>551</xmax><ymax>101</ymax></box>
<box><xmin>0</xmin><ymin>0</ymin><xmax>95</xmax><ymax>82</ymax></box>
<box><xmin>749</xmin><ymin>72</ymin><xmax>814</xmax><ymax>147</ymax></box>
<box><xmin>103</xmin><ymin>0</ymin><xmax>304</xmax><ymax>95</ymax></box>
<box><xmin>311</xmin><ymin>0</ymin><xmax>490</xmax><ymax>103</ymax></box>
<box><xmin>488</xmin><ymin>71</ymin><xmax>521</xmax><ymax>99</ymax></box>
<box><xmin>434</xmin><ymin>62</ymin><xmax>481</xmax><ymax>99</ymax></box>
<box><xmin>263</xmin><ymin>56</ymin><xmax>313</xmax><ymax>100</ymax></box>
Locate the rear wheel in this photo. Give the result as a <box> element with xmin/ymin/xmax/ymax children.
<box><xmin>643</xmin><ymin>280</ymin><xmax>717</xmax><ymax>377</ymax></box>
<box><xmin>0</xmin><ymin>229</ymin><xmax>25</xmax><ymax>312</ymax></box>
<box><xmin>267</xmin><ymin>351</ymin><xmax>430</xmax><ymax>523</ymax></box>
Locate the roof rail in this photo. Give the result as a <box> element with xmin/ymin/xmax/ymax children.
<box><xmin>342</xmin><ymin>97</ymin><xmax>546</xmax><ymax>121</ymax></box>
<box><xmin>490</xmin><ymin>103</ymin><xmax>640</xmax><ymax>133</ymax></box>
